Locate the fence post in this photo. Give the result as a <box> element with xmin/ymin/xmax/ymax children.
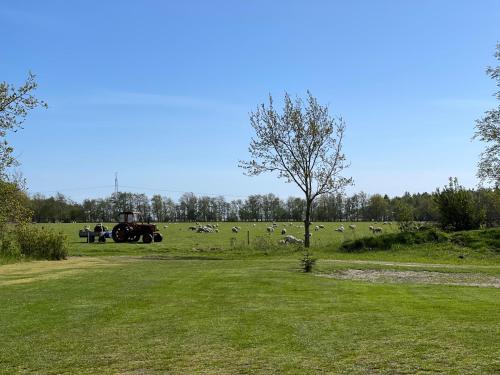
<box><xmin>247</xmin><ymin>230</ymin><xmax>250</xmax><ymax>245</ymax></box>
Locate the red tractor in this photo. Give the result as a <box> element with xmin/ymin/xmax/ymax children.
<box><xmin>111</xmin><ymin>211</ymin><xmax>163</xmax><ymax>243</ymax></box>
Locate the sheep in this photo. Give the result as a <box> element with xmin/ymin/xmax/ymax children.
<box><xmin>369</xmin><ymin>225</ymin><xmax>374</xmax><ymax>231</ymax></box>
<box><xmin>197</xmin><ymin>226</ymin><xmax>213</xmax><ymax>233</ymax></box>
<box><xmin>163</xmin><ymin>225</ymin><xmax>168</xmax><ymax>229</ymax></box>
<box><xmin>272</xmin><ymin>222</ymin><xmax>278</xmax><ymax>227</ymax></box>
<box><xmin>314</xmin><ymin>225</ymin><xmax>320</xmax><ymax>232</ymax></box>
<box><xmin>335</xmin><ymin>225</ymin><xmax>345</xmax><ymax>232</ymax></box>
<box><xmin>319</xmin><ymin>225</ymin><xmax>325</xmax><ymax>229</ymax></box>
<box><xmin>284</xmin><ymin>235</ymin><xmax>304</xmax><ymax>244</ymax></box>
<box><xmin>188</xmin><ymin>226</ymin><xmax>197</xmax><ymax>231</ymax></box>
<box><xmin>281</xmin><ymin>228</ymin><xmax>287</xmax><ymax>235</ymax></box>
<box><xmin>231</xmin><ymin>226</ymin><xmax>239</xmax><ymax>233</ymax></box>
<box><xmin>349</xmin><ymin>224</ymin><xmax>356</xmax><ymax>230</ymax></box>
<box><xmin>372</xmin><ymin>227</ymin><xmax>382</xmax><ymax>234</ymax></box>
<box><xmin>267</xmin><ymin>226</ymin><xmax>275</xmax><ymax>233</ymax></box>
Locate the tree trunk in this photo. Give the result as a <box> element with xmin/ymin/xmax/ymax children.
<box><xmin>304</xmin><ymin>199</ymin><xmax>312</xmax><ymax>248</ymax></box>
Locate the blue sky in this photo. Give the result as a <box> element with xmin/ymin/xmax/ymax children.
<box><xmin>2</xmin><ymin>0</ymin><xmax>499</xmax><ymax>202</ymax></box>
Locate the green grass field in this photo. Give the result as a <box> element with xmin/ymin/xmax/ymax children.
<box><xmin>1</xmin><ymin>222</ymin><xmax>499</xmax><ymax>373</ymax></box>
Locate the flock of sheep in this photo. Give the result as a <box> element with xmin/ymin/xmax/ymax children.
<box><xmin>175</xmin><ymin>221</ymin><xmax>392</xmax><ymax>246</ymax></box>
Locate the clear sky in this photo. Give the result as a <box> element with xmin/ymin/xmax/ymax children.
<box><xmin>2</xmin><ymin>0</ymin><xmax>499</xmax><ymax>202</ymax></box>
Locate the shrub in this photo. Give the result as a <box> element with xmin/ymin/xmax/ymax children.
<box><xmin>0</xmin><ymin>232</ymin><xmax>21</xmax><ymax>259</ymax></box>
<box><xmin>15</xmin><ymin>225</ymin><xmax>68</xmax><ymax>260</ymax></box>
<box><xmin>434</xmin><ymin>178</ymin><xmax>485</xmax><ymax>231</ymax></box>
<box><xmin>339</xmin><ymin>228</ymin><xmax>449</xmax><ymax>252</ymax></box>
<box><xmin>300</xmin><ymin>251</ymin><xmax>316</xmax><ymax>272</ymax></box>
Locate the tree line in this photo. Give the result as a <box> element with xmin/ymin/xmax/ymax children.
<box><xmin>28</xmin><ymin>186</ymin><xmax>499</xmax><ymax>227</ymax></box>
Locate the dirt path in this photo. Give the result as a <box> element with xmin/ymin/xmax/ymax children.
<box><xmin>322</xmin><ymin>259</ymin><xmax>500</xmax><ymax>270</ymax></box>
<box><xmin>317</xmin><ymin>268</ymin><xmax>500</xmax><ymax>288</ymax></box>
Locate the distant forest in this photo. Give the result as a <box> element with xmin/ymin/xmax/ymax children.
<box><xmin>29</xmin><ymin>188</ymin><xmax>499</xmax><ymax>226</ymax></box>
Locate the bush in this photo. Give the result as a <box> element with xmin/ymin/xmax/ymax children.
<box><xmin>339</xmin><ymin>228</ymin><xmax>449</xmax><ymax>252</ymax></box>
<box><xmin>300</xmin><ymin>251</ymin><xmax>316</xmax><ymax>272</ymax></box>
<box><xmin>0</xmin><ymin>232</ymin><xmax>21</xmax><ymax>259</ymax></box>
<box><xmin>434</xmin><ymin>178</ymin><xmax>485</xmax><ymax>231</ymax></box>
<box><xmin>15</xmin><ymin>225</ymin><xmax>68</xmax><ymax>260</ymax></box>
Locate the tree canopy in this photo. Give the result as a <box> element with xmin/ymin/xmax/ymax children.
<box><xmin>240</xmin><ymin>92</ymin><xmax>352</xmax><ymax>246</ymax></box>
<box><xmin>0</xmin><ymin>72</ymin><xmax>47</xmax><ymax>178</ymax></box>
<box><xmin>474</xmin><ymin>43</ymin><xmax>500</xmax><ymax>187</ymax></box>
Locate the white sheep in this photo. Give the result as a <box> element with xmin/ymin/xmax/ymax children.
<box><xmin>232</xmin><ymin>226</ymin><xmax>239</xmax><ymax>233</ymax></box>
<box><xmin>335</xmin><ymin>225</ymin><xmax>345</xmax><ymax>232</ymax></box>
<box><xmin>349</xmin><ymin>224</ymin><xmax>356</xmax><ymax>230</ymax></box>
<box><xmin>284</xmin><ymin>235</ymin><xmax>304</xmax><ymax>244</ymax></box>
<box><xmin>267</xmin><ymin>226</ymin><xmax>275</xmax><ymax>233</ymax></box>
<box><xmin>314</xmin><ymin>225</ymin><xmax>320</xmax><ymax>232</ymax></box>
<box><xmin>372</xmin><ymin>227</ymin><xmax>382</xmax><ymax>233</ymax></box>
<box><xmin>281</xmin><ymin>228</ymin><xmax>287</xmax><ymax>235</ymax></box>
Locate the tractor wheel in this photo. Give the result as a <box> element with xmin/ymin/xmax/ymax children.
<box><xmin>143</xmin><ymin>233</ymin><xmax>153</xmax><ymax>244</ymax></box>
<box><xmin>112</xmin><ymin>224</ymin><xmax>130</xmax><ymax>243</ymax></box>
<box><xmin>153</xmin><ymin>233</ymin><xmax>163</xmax><ymax>242</ymax></box>
<box><xmin>128</xmin><ymin>234</ymin><xmax>141</xmax><ymax>242</ymax></box>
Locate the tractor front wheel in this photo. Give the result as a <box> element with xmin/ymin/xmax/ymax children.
<box><xmin>143</xmin><ymin>233</ymin><xmax>153</xmax><ymax>243</ymax></box>
<box><xmin>153</xmin><ymin>233</ymin><xmax>163</xmax><ymax>242</ymax></box>
<box><xmin>112</xmin><ymin>224</ymin><xmax>130</xmax><ymax>243</ymax></box>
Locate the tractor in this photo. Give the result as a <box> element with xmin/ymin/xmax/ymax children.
<box><xmin>111</xmin><ymin>211</ymin><xmax>163</xmax><ymax>243</ymax></box>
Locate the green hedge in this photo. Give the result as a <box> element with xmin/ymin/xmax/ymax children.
<box><xmin>14</xmin><ymin>225</ymin><xmax>68</xmax><ymax>260</ymax></box>
<box><xmin>339</xmin><ymin>228</ymin><xmax>449</xmax><ymax>252</ymax></box>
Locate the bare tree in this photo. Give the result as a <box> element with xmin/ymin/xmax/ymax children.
<box><xmin>240</xmin><ymin>92</ymin><xmax>352</xmax><ymax>247</ymax></box>
<box><xmin>474</xmin><ymin>43</ymin><xmax>500</xmax><ymax>187</ymax></box>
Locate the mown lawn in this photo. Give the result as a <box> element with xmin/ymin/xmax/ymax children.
<box><xmin>1</xmin><ymin>256</ymin><xmax>499</xmax><ymax>374</ymax></box>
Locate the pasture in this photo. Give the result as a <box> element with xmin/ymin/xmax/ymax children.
<box><xmin>1</xmin><ymin>222</ymin><xmax>499</xmax><ymax>373</ymax></box>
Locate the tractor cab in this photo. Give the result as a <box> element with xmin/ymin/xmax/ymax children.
<box><xmin>117</xmin><ymin>211</ymin><xmax>141</xmax><ymax>224</ymax></box>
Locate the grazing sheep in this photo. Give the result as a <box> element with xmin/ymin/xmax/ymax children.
<box><xmin>281</xmin><ymin>228</ymin><xmax>287</xmax><ymax>235</ymax></box>
<box><xmin>369</xmin><ymin>225</ymin><xmax>374</xmax><ymax>231</ymax></box>
<box><xmin>278</xmin><ymin>239</ymin><xmax>286</xmax><ymax>245</ymax></box>
<box><xmin>197</xmin><ymin>226</ymin><xmax>213</xmax><ymax>233</ymax></box>
<box><xmin>335</xmin><ymin>225</ymin><xmax>345</xmax><ymax>232</ymax></box>
<box><xmin>189</xmin><ymin>226</ymin><xmax>197</xmax><ymax>231</ymax></box>
<box><xmin>372</xmin><ymin>227</ymin><xmax>382</xmax><ymax>233</ymax></box>
<box><xmin>319</xmin><ymin>225</ymin><xmax>325</xmax><ymax>229</ymax></box>
<box><xmin>232</xmin><ymin>226</ymin><xmax>239</xmax><ymax>233</ymax></box>
<box><xmin>163</xmin><ymin>225</ymin><xmax>168</xmax><ymax>229</ymax></box>
<box><xmin>314</xmin><ymin>225</ymin><xmax>320</xmax><ymax>232</ymax></box>
<box><xmin>349</xmin><ymin>224</ymin><xmax>356</xmax><ymax>230</ymax></box>
<box><xmin>284</xmin><ymin>235</ymin><xmax>304</xmax><ymax>244</ymax></box>
<box><xmin>267</xmin><ymin>226</ymin><xmax>275</xmax><ymax>233</ymax></box>
<box><xmin>272</xmin><ymin>222</ymin><xmax>278</xmax><ymax>227</ymax></box>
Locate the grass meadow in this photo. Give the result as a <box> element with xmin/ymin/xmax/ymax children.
<box><xmin>1</xmin><ymin>222</ymin><xmax>499</xmax><ymax>373</ymax></box>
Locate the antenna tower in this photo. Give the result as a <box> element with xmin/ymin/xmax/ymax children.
<box><xmin>114</xmin><ymin>172</ymin><xmax>119</xmax><ymax>196</ymax></box>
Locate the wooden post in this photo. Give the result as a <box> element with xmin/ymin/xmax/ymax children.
<box><xmin>247</xmin><ymin>230</ymin><xmax>250</xmax><ymax>245</ymax></box>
